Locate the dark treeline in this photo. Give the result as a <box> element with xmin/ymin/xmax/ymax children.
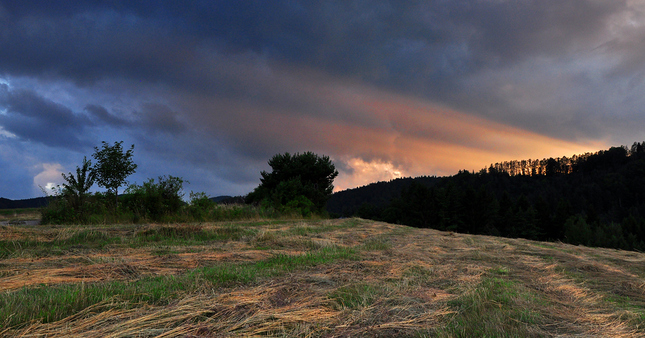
<box><xmin>327</xmin><ymin>142</ymin><xmax>645</xmax><ymax>251</ymax></box>
<box><xmin>0</xmin><ymin>197</ymin><xmax>49</xmax><ymax>209</ymax></box>
<box><xmin>326</xmin><ymin>176</ymin><xmax>440</xmax><ymax>217</ymax></box>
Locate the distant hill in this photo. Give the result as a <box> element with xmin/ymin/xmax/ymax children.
<box><xmin>0</xmin><ymin>197</ymin><xmax>49</xmax><ymax>209</ymax></box>
<box><xmin>327</xmin><ymin>141</ymin><xmax>645</xmax><ymax>252</ymax></box>
<box><xmin>327</xmin><ymin>176</ymin><xmax>439</xmax><ymax>216</ymax></box>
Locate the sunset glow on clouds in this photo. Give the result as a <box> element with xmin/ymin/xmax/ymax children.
<box><xmin>279</xmin><ymin>82</ymin><xmax>604</xmax><ymax>191</ymax></box>
<box><xmin>0</xmin><ymin>1</ymin><xmax>643</xmax><ymax>199</ymax></box>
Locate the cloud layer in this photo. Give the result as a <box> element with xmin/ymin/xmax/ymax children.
<box><xmin>1</xmin><ymin>1</ymin><xmax>643</xmax><ymax>199</ymax></box>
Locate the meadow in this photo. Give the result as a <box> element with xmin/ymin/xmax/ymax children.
<box><xmin>0</xmin><ymin>214</ymin><xmax>644</xmax><ymax>337</ymax></box>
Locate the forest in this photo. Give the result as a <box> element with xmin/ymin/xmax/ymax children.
<box><xmin>327</xmin><ymin>142</ymin><xmax>645</xmax><ymax>251</ymax></box>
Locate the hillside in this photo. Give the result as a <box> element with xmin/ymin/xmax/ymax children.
<box><xmin>1</xmin><ymin>218</ymin><xmax>644</xmax><ymax>337</ymax></box>
<box><xmin>327</xmin><ymin>176</ymin><xmax>440</xmax><ymax>216</ymax></box>
<box><xmin>0</xmin><ymin>197</ymin><xmax>48</xmax><ymax>209</ymax></box>
<box><xmin>327</xmin><ymin>142</ymin><xmax>645</xmax><ymax>252</ymax></box>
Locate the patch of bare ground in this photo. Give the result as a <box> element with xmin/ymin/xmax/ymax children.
<box><xmin>1</xmin><ymin>219</ymin><xmax>644</xmax><ymax>337</ymax></box>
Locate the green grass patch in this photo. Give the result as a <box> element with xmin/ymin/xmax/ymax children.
<box><xmin>599</xmin><ymin>290</ymin><xmax>645</xmax><ymax>331</ymax></box>
<box><xmin>339</xmin><ymin>218</ymin><xmax>362</xmax><ymax>228</ymax></box>
<box><xmin>0</xmin><ymin>275</ymin><xmax>190</xmax><ymax>328</ymax></box>
<box><xmin>604</xmin><ymin>293</ymin><xmax>634</xmax><ymax>307</ymax></box>
<box><xmin>439</xmin><ymin>277</ymin><xmax>544</xmax><ymax>337</ymax></box>
<box><xmin>261</xmin><ymin>245</ymin><xmax>355</xmax><ymax>270</ymax></box>
<box><xmin>287</xmin><ymin>219</ymin><xmax>363</xmax><ymax>237</ymax></box>
<box><xmin>0</xmin><ymin>208</ymin><xmax>40</xmax><ymax>218</ymax></box>
<box><xmin>134</xmin><ymin>224</ymin><xmax>256</xmax><ymax>245</ymax></box>
<box><xmin>288</xmin><ymin>224</ymin><xmax>333</xmax><ymax>236</ymax></box>
<box><xmin>489</xmin><ymin>266</ymin><xmax>510</xmax><ymax>275</ymax></box>
<box><xmin>403</xmin><ymin>265</ymin><xmax>434</xmax><ymax>279</ymax></box>
<box><xmin>0</xmin><ymin>224</ymin><xmax>259</xmax><ymax>258</ymax></box>
<box><xmin>360</xmin><ymin>238</ymin><xmax>390</xmax><ymax>251</ymax></box>
<box><xmin>0</xmin><ymin>245</ymin><xmax>356</xmax><ymax>328</ymax></box>
<box><xmin>231</xmin><ymin>220</ymin><xmax>292</xmax><ymax>228</ymax></box>
<box><xmin>0</xmin><ymin>230</ymin><xmax>121</xmax><ymax>258</ymax></box>
<box><xmin>194</xmin><ymin>245</ymin><xmax>355</xmax><ymax>287</ymax></box>
<box><xmin>329</xmin><ymin>283</ymin><xmax>381</xmax><ymax>309</ymax></box>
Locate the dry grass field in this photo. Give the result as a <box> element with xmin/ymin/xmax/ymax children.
<box><xmin>1</xmin><ymin>217</ymin><xmax>644</xmax><ymax>337</ymax></box>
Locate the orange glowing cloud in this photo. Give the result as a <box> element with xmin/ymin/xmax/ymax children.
<box><xmin>179</xmin><ymin>59</ymin><xmax>606</xmax><ymax>192</ymax></box>
<box><xmin>280</xmin><ymin>83</ymin><xmax>605</xmax><ymax>191</ymax></box>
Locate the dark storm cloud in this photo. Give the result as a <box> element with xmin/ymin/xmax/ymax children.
<box><xmin>0</xmin><ymin>1</ymin><xmax>631</xmax><ymax>96</ymax></box>
<box><xmin>137</xmin><ymin>103</ymin><xmax>187</xmax><ymax>135</ymax></box>
<box><xmin>451</xmin><ymin>0</ymin><xmax>623</xmax><ymax>63</ymax></box>
<box><xmin>0</xmin><ymin>0</ymin><xmax>643</xmax><ymax>199</ymax></box>
<box><xmin>85</xmin><ymin>102</ymin><xmax>187</xmax><ymax>134</ymax></box>
<box><xmin>85</xmin><ymin>104</ymin><xmax>129</xmax><ymax>127</ymax></box>
<box><xmin>0</xmin><ymin>1</ymin><xmax>198</xmax><ymax>85</ymax></box>
<box><xmin>0</xmin><ymin>84</ymin><xmax>91</xmax><ymax>149</ymax></box>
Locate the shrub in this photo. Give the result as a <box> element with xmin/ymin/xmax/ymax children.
<box><xmin>40</xmin><ymin>196</ymin><xmax>75</xmax><ymax>225</ymax></box>
<box><xmin>187</xmin><ymin>191</ymin><xmax>215</xmax><ymax>221</ymax></box>
<box><xmin>123</xmin><ymin>176</ymin><xmax>186</xmax><ymax>222</ymax></box>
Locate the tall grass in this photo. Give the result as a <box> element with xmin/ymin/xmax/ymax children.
<box><xmin>133</xmin><ymin>224</ymin><xmax>257</xmax><ymax>244</ymax></box>
<box><xmin>0</xmin><ymin>230</ymin><xmax>121</xmax><ymax>258</ymax></box>
<box><xmin>40</xmin><ymin>197</ymin><xmax>317</xmax><ymax>225</ymax></box>
<box><xmin>0</xmin><ymin>223</ymin><xmax>263</xmax><ymax>258</ymax></box>
<box><xmin>0</xmin><ymin>218</ymin><xmax>366</xmax><ymax>259</ymax></box>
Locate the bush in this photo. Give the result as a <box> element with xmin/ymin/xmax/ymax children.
<box><xmin>283</xmin><ymin>195</ymin><xmax>316</xmax><ymax>217</ymax></box>
<box><xmin>187</xmin><ymin>191</ymin><xmax>215</xmax><ymax>221</ymax></box>
<box><xmin>40</xmin><ymin>196</ymin><xmax>75</xmax><ymax>225</ymax></box>
<box><xmin>41</xmin><ymin>191</ymin><xmax>113</xmax><ymax>225</ymax></box>
<box><xmin>42</xmin><ymin>176</ymin><xmax>320</xmax><ymax>225</ymax></box>
<box><xmin>123</xmin><ymin>176</ymin><xmax>186</xmax><ymax>222</ymax></box>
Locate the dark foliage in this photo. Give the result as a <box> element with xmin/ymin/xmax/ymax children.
<box><xmin>60</xmin><ymin>157</ymin><xmax>96</xmax><ymax>219</ymax></box>
<box><xmin>92</xmin><ymin>141</ymin><xmax>137</xmax><ymax>209</ymax></box>
<box><xmin>122</xmin><ymin>176</ymin><xmax>186</xmax><ymax>222</ymax></box>
<box><xmin>328</xmin><ymin>142</ymin><xmax>645</xmax><ymax>251</ymax></box>
<box><xmin>247</xmin><ymin>152</ymin><xmax>338</xmax><ymax>215</ymax></box>
<box><xmin>211</xmin><ymin>196</ymin><xmax>246</xmax><ymax>205</ymax></box>
<box><xmin>326</xmin><ymin>176</ymin><xmax>440</xmax><ymax>218</ymax></box>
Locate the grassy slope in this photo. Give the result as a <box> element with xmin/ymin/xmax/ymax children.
<box><xmin>0</xmin><ymin>218</ymin><xmax>644</xmax><ymax>337</ymax></box>
<box><xmin>0</xmin><ymin>208</ymin><xmax>40</xmax><ymax>223</ymax></box>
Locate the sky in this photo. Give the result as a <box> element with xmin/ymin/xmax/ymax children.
<box><xmin>1</xmin><ymin>0</ymin><xmax>644</xmax><ymax>200</ymax></box>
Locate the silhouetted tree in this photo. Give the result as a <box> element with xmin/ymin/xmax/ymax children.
<box><xmin>61</xmin><ymin>156</ymin><xmax>95</xmax><ymax>216</ymax></box>
<box><xmin>247</xmin><ymin>152</ymin><xmax>338</xmax><ymax>214</ymax></box>
<box><xmin>92</xmin><ymin>141</ymin><xmax>137</xmax><ymax>209</ymax></box>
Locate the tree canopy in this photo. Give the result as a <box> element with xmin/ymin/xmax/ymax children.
<box><xmin>247</xmin><ymin>152</ymin><xmax>338</xmax><ymax>214</ymax></box>
<box><xmin>92</xmin><ymin>141</ymin><xmax>137</xmax><ymax>206</ymax></box>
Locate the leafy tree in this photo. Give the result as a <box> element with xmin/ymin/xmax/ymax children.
<box><xmin>123</xmin><ymin>175</ymin><xmax>185</xmax><ymax>221</ymax></box>
<box><xmin>61</xmin><ymin>156</ymin><xmax>96</xmax><ymax>215</ymax></box>
<box><xmin>92</xmin><ymin>141</ymin><xmax>137</xmax><ymax>209</ymax></box>
<box><xmin>247</xmin><ymin>152</ymin><xmax>338</xmax><ymax>214</ymax></box>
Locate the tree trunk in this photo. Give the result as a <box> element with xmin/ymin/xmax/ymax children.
<box><xmin>114</xmin><ymin>187</ymin><xmax>119</xmax><ymax>213</ymax></box>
